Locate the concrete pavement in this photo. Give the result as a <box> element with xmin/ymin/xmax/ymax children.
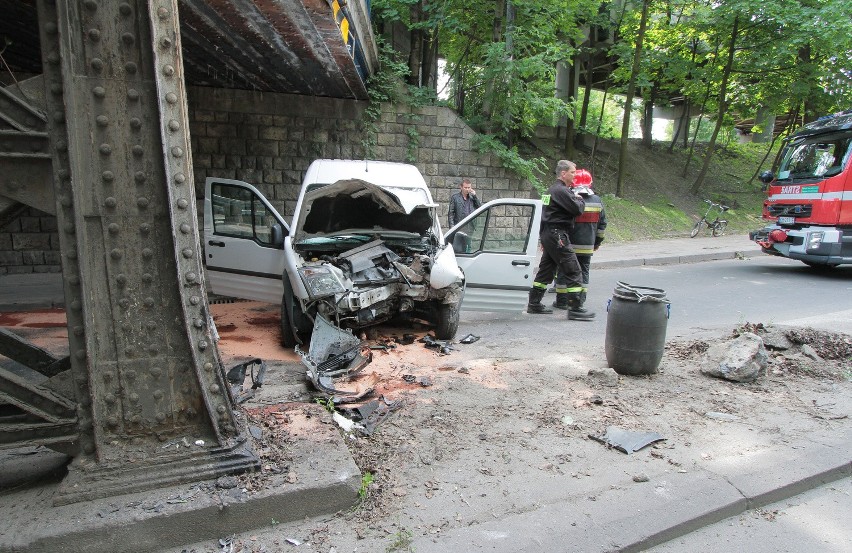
<box><xmin>2</xmin><ymin>233</ymin><xmax>850</xmax><ymax>552</ymax></box>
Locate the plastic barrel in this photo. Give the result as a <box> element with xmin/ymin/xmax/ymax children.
<box><xmin>604</xmin><ymin>282</ymin><xmax>671</xmax><ymax>376</ymax></box>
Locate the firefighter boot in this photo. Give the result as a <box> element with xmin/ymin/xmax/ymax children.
<box><xmin>552</xmin><ymin>292</ymin><xmax>569</xmax><ymax>310</ymax></box>
<box><xmin>567</xmin><ymin>292</ymin><xmax>595</xmax><ymax>321</ymax></box>
<box><xmin>527</xmin><ymin>288</ymin><xmax>553</xmax><ymax>314</ymax></box>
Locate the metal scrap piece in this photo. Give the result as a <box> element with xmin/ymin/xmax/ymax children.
<box><xmin>298</xmin><ymin>315</ymin><xmax>375</xmax><ymax>400</ymax></box>
<box><xmin>589</xmin><ymin>426</ymin><xmax>666</xmax><ymax>454</ymax></box>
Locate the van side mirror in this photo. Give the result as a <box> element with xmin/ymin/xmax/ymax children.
<box><xmin>451</xmin><ymin>232</ymin><xmax>471</xmax><ymax>254</ymax></box>
<box><xmin>271</xmin><ymin>224</ymin><xmax>285</xmax><ymax>248</ymax></box>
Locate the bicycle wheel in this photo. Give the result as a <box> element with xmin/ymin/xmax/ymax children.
<box><xmin>690</xmin><ymin>220</ymin><xmax>704</xmax><ymax>238</ymax></box>
<box><xmin>712</xmin><ymin>220</ymin><xmax>728</xmax><ymax>237</ymax></box>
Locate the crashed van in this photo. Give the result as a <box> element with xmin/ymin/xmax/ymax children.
<box><xmin>203</xmin><ymin>159</ymin><xmax>542</xmax><ymax>348</ymax></box>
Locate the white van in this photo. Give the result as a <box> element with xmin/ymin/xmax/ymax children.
<box><xmin>203</xmin><ymin>159</ymin><xmax>542</xmax><ymax>347</ymax></box>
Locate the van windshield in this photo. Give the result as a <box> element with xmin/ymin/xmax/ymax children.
<box><xmin>777</xmin><ymin>132</ymin><xmax>852</xmax><ymax>181</ymax></box>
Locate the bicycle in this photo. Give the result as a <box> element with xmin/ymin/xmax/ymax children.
<box><xmin>690</xmin><ymin>199</ymin><xmax>729</xmax><ymax>237</ymax></box>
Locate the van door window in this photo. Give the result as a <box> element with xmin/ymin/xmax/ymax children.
<box><xmin>211</xmin><ymin>183</ymin><xmax>281</xmax><ymax>246</ymax></box>
<box><xmin>450</xmin><ymin>204</ymin><xmax>534</xmax><ymax>254</ymax></box>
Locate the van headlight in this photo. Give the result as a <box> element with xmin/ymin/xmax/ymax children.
<box><xmin>806</xmin><ymin>231</ymin><xmax>824</xmax><ymax>250</ymax></box>
<box><xmin>298</xmin><ymin>265</ymin><xmax>345</xmax><ymax>298</ymax></box>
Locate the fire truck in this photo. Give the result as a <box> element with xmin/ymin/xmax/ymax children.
<box><xmin>749</xmin><ymin>110</ymin><xmax>852</xmax><ymax>267</ymax></box>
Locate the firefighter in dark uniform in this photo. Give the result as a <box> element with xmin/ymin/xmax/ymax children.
<box><xmin>527</xmin><ymin>160</ymin><xmax>594</xmax><ymax>320</ymax></box>
<box><xmin>558</xmin><ymin>168</ymin><xmax>607</xmax><ymax>308</ymax></box>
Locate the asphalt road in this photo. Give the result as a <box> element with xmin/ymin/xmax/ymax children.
<box><xmin>459</xmin><ymin>255</ymin><xmax>852</xmax><ymax>344</ymax></box>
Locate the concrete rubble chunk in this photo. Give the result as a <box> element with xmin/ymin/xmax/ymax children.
<box><xmin>700</xmin><ymin>332</ymin><xmax>768</xmax><ymax>382</ymax></box>
<box><xmin>760</xmin><ymin>327</ymin><xmax>794</xmax><ymax>350</ymax></box>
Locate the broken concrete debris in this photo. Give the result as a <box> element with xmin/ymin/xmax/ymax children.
<box><xmin>225</xmin><ymin>358</ymin><xmax>267</xmax><ymax>404</ymax></box>
<box><xmin>701</xmin><ymin>332</ymin><xmax>768</xmax><ymax>382</ymax></box>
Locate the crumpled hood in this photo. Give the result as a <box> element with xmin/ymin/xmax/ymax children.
<box><xmin>294</xmin><ymin>179</ymin><xmax>435</xmax><ymax>241</ymax></box>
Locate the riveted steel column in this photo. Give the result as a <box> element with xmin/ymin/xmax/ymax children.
<box><xmin>36</xmin><ymin>0</ymin><xmax>258</xmax><ymax>505</ymax></box>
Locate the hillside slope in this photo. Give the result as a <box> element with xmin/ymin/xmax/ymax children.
<box><xmin>521</xmin><ymin>135</ymin><xmax>774</xmax><ymax>243</ymax></box>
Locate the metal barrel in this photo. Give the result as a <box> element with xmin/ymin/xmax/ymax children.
<box><xmin>604</xmin><ymin>282</ymin><xmax>671</xmax><ymax>376</ymax></box>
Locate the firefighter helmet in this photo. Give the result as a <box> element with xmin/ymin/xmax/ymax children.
<box><xmin>573</xmin><ymin>169</ymin><xmax>593</xmax><ymax>187</ymax></box>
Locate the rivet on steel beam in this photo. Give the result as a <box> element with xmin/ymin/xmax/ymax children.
<box><xmin>50</xmin><ymin>83</ymin><xmax>62</xmax><ymax>95</ymax></box>
<box><xmin>140</xmin><ymin>223</ymin><xmax>151</xmax><ymax>234</ymax></box>
<box><xmin>209</xmin><ymin>384</ymin><xmax>220</xmax><ymax>394</ymax></box>
<box><xmin>126</xmin><ymin>370</ymin><xmax>137</xmax><ymax>381</ymax></box>
<box><xmin>53</xmin><ymin>111</ymin><xmax>64</xmax><ymax>123</ymax></box>
<box><xmin>142</xmin><ymin>273</ymin><xmax>153</xmax><ymax>283</ymax></box>
<box><xmin>83</xmin><ymin>0</ymin><xmax>97</xmax><ymax>11</ymax></box>
<box><xmin>204</xmin><ymin>362</ymin><xmax>213</xmax><ymax>372</ymax></box>
<box><xmin>198</xmin><ymin>340</ymin><xmax>208</xmax><ymax>351</ymax></box>
<box><xmin>102</xmin><ymin>170</ymin><xmax>115</xmax><ymax>182</ymax></box>
<box><xmin>177</xmin><ymin>198</ymin><xmax>188</xmax><ymax>209</ymax></box>
<box><xmin>216</xmin><ymin>405</ymin><xmax>227</xmax><ymax>414</ymax></box>
<box><xmin>83</xmin><ymin>443</ymin><xmax>96</xmax><ymax>455</ymax></box>
<box><xmin>193</xmin><ymin>318</ymin><xmax>203</xmax><ymax>328</ymax></box>
<box><xmin>157</xmin><ymin>7</ymin><xmax>170</xmax><ymax>20</ymax></box>
<box><xmin>132</xmin><ymin>145</ymin><xmax>144</xmax><ymax>156</ymax></box>
<box><xmin>168</xmin><ymin>119</ymin><xmax>180</xmax><ymax>131</ymax></box>
<box><xmin>190</xmin><ymin>296</ymin><xmax>200</xmax><ymax>305</ymax></box>
<box><xmin>99</xmin><ymin>143</ymin><xmax>112</xmax><ymax>155</ymax></box>
<box><xmin>137</xmin><ymin>197</ymin><xmax>149</xmax><ymax>209</ymax></box>
<box><xmin>55</xmin><ymin>139</ymin><xmax>67</xmax><ymax>152</ymax></box>
<box><xmin>121</xmin><ymin>33</ymin><xmax>135</xmax><ymax>45</ymax></box>
<box><xmin>122</xmin><ymin>322</ymin><xmax>132</xmax><ymax>333</ymax></box>
<box><xmin>87</xmin><ymin>29</ymin><xmax>101</xmax><ymax>42</ymax></box>
<box><xmin>155</xmin><ymin>412</ymin><xmax>166</xmax><ymax>422</ymax></box>
<box><xmin>70</xmin><ymin>300</ymin><xmax>82</xmax><ymax>311</ymax></box>
<box><xmin>142</xmin><ymin>248</ymin><xmax>153</xmax><ymax>259</ymax></box>
<box><xmin>160</xmin><ymin>37</ymin><xmax>172</xmax><ymax>49</ymax></box>
<box><xmin>110</xmin><ymin>248</ymin><xmax>123</xmax><ymax>260</ymax></box>
<box><xmin>186</xmin><ymin>407</ymin><xmax>197</xmax><ymax>417</ymax></box>
<box><xmin>73</xmin><ymin>325</ymin><xmax>84</xmax><ymax>336</ymax></box>
<box><xmin>96</xmin><ymin>115</ymin><xmax>109</xmax><ymax>127</ymax></box>
<box><xmin>180</xmin><ymin>223</ymin><xmax>191</xmax><ymax>234</ymax></box>
<box><xmin>124</xmin><ymin>345</ymin><xmax>134</xmax><ymax>355</ymax></box>
<box><xmin>130</xmin><ymin>117</ymin><xmax>142</xmax><ymax>129</ymax></box>
<box><xmin>171</xmin><ymin>146</ymin><xmax>184</xmax><ymax>158</ymax></box>
<box><xmin>163</xmin><ymin>65</ymin><xmax>175</xmax><ymax>77</ymax></box>
<box><xmin>185</xmin><ymin>272</ymin><xmax>198</xmax><ymax>283</ymax></box>
<box><xmin>91</xmin><ymin>58</ymin><xmax>104</xmax><ymax>71</ymax></box>
<box><xmin>104</xmin><ymin>197</ymin><xmax>117</xmax><ymax>208</ymax></box>
<box><xmin>107</xmin><ymin>417</ymin><xmax>118</xmax><ymax>428</ymax></box>
<box><xmin>47</xmin><ymin>51</ymin><xmax>59</xmax><ymax>65</ymax></box>
<box><xmin>57</xmin><ymin>168</ymin><xmax>69</xmax><ymax>180</ymax></box>
<box><xmin>108</xmin><ymin>223</ymin><xmax>120</xmax><ymax>234</ymax></box>
<box><xmin>75</xmin><ymin>349</ymin><xmax>86</xmax><ymax>360</ymax></box>
<box><xmin>44</xmin><ymin>22</ymin><xmax>57</xmax><ymax>35</ymax></box>
<box><xmin>182</xmin><ymin>386</ymin><xmax>191</xmax><ymax>395</ymax></box>
<box><xmin>132</xmin><ymin>414</ymin><xmax>142</xmax><ymax>423</ymax></box>
<box><xmin>125</xmin><ymin>62</ymin><xmax>137</xmax><ymax>75</ymax></box>
<box><xmin>66</xmin><ymin>249</ymin><xmax>78</xmax><ymax>260</ymax></box>
<box><xmin>153</xmin><ymin>390</ymin><xmax>164</xmax><ymax>400</ymax></box>
<box><xmin>129</xmin><ymin>391</ymin><xmax>139</xmax><ymax>401</ymax></box>
<box><xmin>60</xmin><ymin>195</ymin><xmax>72</xmax><ymax>208</ymax></box>
<box><xmin>68</xmin><ymin>275</ymin><xmax>80</xmax><ymax>286</ymax></box>
<box><xmin>105</xmin><ymin>394</ymin><xmax>116</xmax><ymax>404</ymax></box>
<box><xmin>127</xmin><ymin>88</ymin><xmax>140</xmax><ymax>101</ymax></box>
<box><xmin>174</xmin><ymin>173</ymin><xmax>186</xmax><ymax>184</ymax></box>
<box><xmin>134</xmin><ymin>171</ymin><xmax>146</xmax><ymax>183</ymax></box>
<box><xmin>151</xmin><ymin>367</ymin><xmax>162</xmax><ymax>378</ymax></box>
<box><xmin>116</xmin><ymin>274</ymin><xmax>127</xmax><ymax>286</ymax></box>
<box><xmin>64</xmin><ymin>223</ymin><xmax>75</xmax><ymax>234</ymax></box>
<box><xmin>119</xmin><ymin>298</ymin><xmax>130</xmax><ymax>309</ymax></box>
<box><xmin>165</xmin><ymin>92</ymin><xmax>178</xmax><ymax>104</ymax></box>
<box><xmin>182</xmin><ymin>248</ymin><xmax>194</xmax><ymax>259</ymax></box>
<box><xmin>93</xmin><ymin>86</ymin><xmax>106</xmax><ymax>98</ymax></box>
<box><xmin>143</xmin><ymin>297</ymin><xmax>154</xmax><ymax>307</ymax></box>
<box><xmin>119</xmin><ymin>3</ymin><xmax>132</xmax><ymax>16</ymax></box>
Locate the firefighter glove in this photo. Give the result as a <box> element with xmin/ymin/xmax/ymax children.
<box><xmin>594</xmin><ymin>236</ymin><xmax>604</xmax><ymax>251</ymax></box>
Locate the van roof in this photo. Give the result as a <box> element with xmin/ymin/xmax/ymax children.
<box><xmin>304</xmin><ymin>159</ymin><xmax>429</xmax><ymax>190</ymax></box>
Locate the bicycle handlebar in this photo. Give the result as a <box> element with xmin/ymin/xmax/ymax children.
<box><xmin>703</xmin><ymin>199</ymin><xmax>729</xmax><ymax>211</ymax></box>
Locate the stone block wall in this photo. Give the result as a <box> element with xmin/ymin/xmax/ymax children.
<box><xmin>1</xmin><ymin>87</ymin><xmax>537</xmax><ymax>272</ymax></box>
<box><xmin>0</xmin><ymin>207</ymin><xmax>61</xmax><ymax>275</ymax></box>
<box><xmin>186</xmin><ymin>86</ymin><xmax>536</xmax><ymax>223</ymax></box>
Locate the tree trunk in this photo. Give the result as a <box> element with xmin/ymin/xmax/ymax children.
<box><xmin>690</xmin><ymin>15</ymin><xmax>739</xmax><ymax>195</ymax></box>
<box><xmin>641</xmin><ymin>82</ymin><xmax>656</xmax><ymax>148</ymax></box>
<box><xmin>407</xmin><ymin>2</ymin><xmax>425</xmax><ymax>86</ymax></box>
<box><xmin>615</xmin><ymin>0</ymin><xmax>650</xmax><ymax>198</ymax></box>
<box><xmin>482</xmin><ymin>0</ymin><xmax>506</xmax><ymax>128</ymax></box>
<box><xmin>579</xmin><ymin>58</ymin><xmax>593</xmax><ymax>129</ymax></box>
<box><xmin>590</xmin><ymin>75</ymin><xmax>611</xmax><ymax>176</ymax></box>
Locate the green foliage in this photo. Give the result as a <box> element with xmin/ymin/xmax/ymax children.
<box><xmin>359</xmin><ymin>472</ymin><xmax>374</xmax><ymax>500</ymax></box>
<box><xmin>472</xmin><ymin>134</ymin><xmax>548</xmax><ymax>193</ymax></box>
<box><xmin>315</xmin><ymin>397</ymin><xmax>335</xmax><ymax>414</ymax></box>
<box><xmin>386</xmin><ymin>528</ymin><xmax>415</xmax><ymax>552</ymax></box>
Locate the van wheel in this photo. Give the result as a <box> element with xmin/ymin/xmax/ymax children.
<box><xmin>433</xmin><ymin>302</ymin><xmax>460</xmax><ymax>340</ymax></box>
<box><xmin>280</xmin><ymin>283</ymin><xmax>312</xmax><ymax>349</ymax></box>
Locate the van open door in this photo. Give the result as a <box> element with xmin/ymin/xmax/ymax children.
<box><xmin>445</xmin><ymin>199</ymin><xmax>542</xmax><ymax>312</ymax></box>
<box><xmin>203</xmin><ymin>177</ymin><xmax>289</xmax><ymax>303</ymax></box>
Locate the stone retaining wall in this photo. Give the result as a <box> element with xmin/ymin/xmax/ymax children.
<box><xmin>1</xmin><ymin>87</ymin><xmax>536</xmax><ymax>273</ymax></box>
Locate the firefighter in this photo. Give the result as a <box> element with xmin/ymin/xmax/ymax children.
<box><xmin>527</xmin><ymin>160</ymin><xmax>594</xmax><ymax>320</ymax></box>
<box><xmin>552</xmin><ymin>168</ymin><xmax>607</xmax><ymax>309</ymax></box>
